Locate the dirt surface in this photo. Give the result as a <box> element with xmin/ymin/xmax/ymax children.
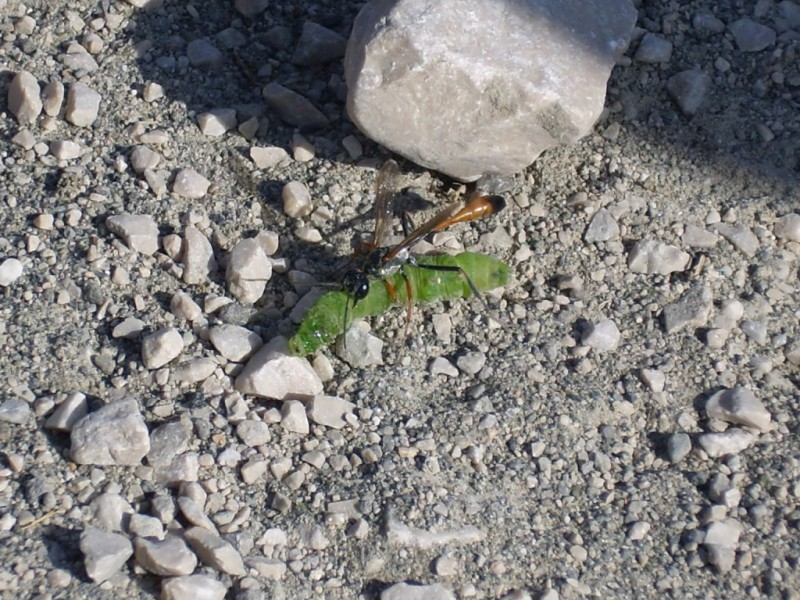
<box><xmin>0</xmin><ymin>0</ymin><xmax>799</xmax><ymax>599</ymax></box>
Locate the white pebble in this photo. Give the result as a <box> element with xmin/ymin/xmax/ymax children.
<box><xmin>234</xmin><ymin>337</ymin><xmax>323</xmax><ymax>400</ymax></box>
<box><xmin>705</xmin><ymin>387</ymin><xmax>771</xmax><ymax>432</ymax></box>
<box><xmin>106</xmin><ymin>213</ymin><xmax>159</xmax><ymax>255</ymax></box>
<box><xmin>281</xmin><ymin>400</ymin><xmax>310</xmax><ymax>434</ymax></box>
<box><xmin>774</xmin><ymin>213</ymin><xmax>800</xmax><ymax>242</ymax></box>
<box><xmin>306</xmin><ymin>395</ymin><xmax>356</xmax><ymax>429</ymax></box>
<box><xmin>581</xmin><ymin>319</ymin><xmax>621</xmax><ymax>351</ymax></box>
<box><xmin>197</xmin><ymin>108</ymin><xmax>237</xmax><ymax>136</ymax></box>
<box><xmin>49</xmin><ymin>140</ymin><xmax>83</xmax><ymax>160</ymax></box>
<box><xmin>172</xmin><ymin>168</ymin><xmax>211</xmax><ymax>199</ymax></box>
<box><xmin>0</xmin><ymin>258</ymin><xmax>24</xmax><ymax>287</ymax></box>
<box><xmin>65</xmin><ymin>82</ymin><xmax>101</xmax><ymax>127</ymax></box>
<box><xmin>8</xmin><ymin>70</ymin><xmax>42</xmax><ymax>124</ymax></box>
<box><xmin>142</xmin><ymin>327</ymin><xmax>184</xmax><ymax>369</ymax></box>
<box><xmin>209</xmin><ymin>324</ymin><xmax>263</xmax><ymax>362</ymax></box>
<box><xmin>430</xmin><ymin>356</ymin><xmax>459</xmax><ymax>377</ymax></box>
<box><xmin>282</xmin><ymin>181</ymin><xmax>313</xmax><ymax>217</ymax></box>
<box><xmin>182</xmin><ymin>226</ymin><xmax>217</xmax><ymax>284</ymax></box>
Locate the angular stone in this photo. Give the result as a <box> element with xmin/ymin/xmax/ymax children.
<box><xmin>172</xmin><ymin>358</ymin><xmax>217</xmax><ymax>384</ymax></box>
<box><xmin>71</xmin><ymin>398</ymin><xmax>150</xmax><ymax>465</ymax></box>
<box><xmin>292</xmin><ymin>21</ymin><xmax>347</xmax><ymax>66</ymax></box>
<box><xmin>197</xmin><ymin>108</ymin><xmax>237</xmax><ymax>136</ymax></box>
<box><xmin>681</xmin><ymin>224</ymin><xmax>718</xmax><ymax>248</ymax></box>
<box><xmin>182</xmin><ymin>226</ymin><xmax>217</xmax><ymax>284</ymax></box>
<box><xmin>134</xmin><ymin>535</ymin><xmax>198</xmax><ymax>576</ymax></box>
<box><xmin>634</xmin><ymin>33</ymin><xmax>672</xmax><ymax>63</ymax></box>
<box><xmin>172</xmin><ymin>168</ymin><xmax>210</xmax><ymax>199</ymax></box>
<box><xmin>729</xmin><ymin>18</ymin><xmax>776</xmax><ymax>52</ymax></box>
<box><xmin>88</xmin><ymin>492</ymin><xmax>135</xmax><ymax>532</ymax></box>
<box><xmin>106</xmin><ymin>214</ymin><xmax>159</xmax><ymax>255</ymax></box>
<box><xmin>0</xmin><ymin>258</ymin><xmax>24</xmax><ymax>287</ymax></box>
<box><xmin>774</xmin><ymin>213</ymin><xmax>800</xmax><ymax>242</ymax></box>
<box><xmin>142</xmin><ymin>327</ymin><xmax>184</xmax><ymax>369</ymax></box>
<box><xmin>666</xmin><ymin>70</ymin><xmax>711</xmax><ymax>116</ymax></box>
<box><xmin>281</xmin><ymin>400</ymin><xmax>309</xmax><ymax>434</ymax></box>
<box><xmin>306</xmin><ymin>395</ymin><xmax>356</xmax><ymax>429</ymax></box>
<box><xmin>8</xmin><ymin>71</ymin><xmax>42</xmax><ymax>124</ymax></box>
<box><xmin>130</xmin><ymin>145</ymin><xmax>161</xmax><ymax>173</ymax></box>
<box><xmin>45</xmin><ymin>392</ymin><xmax>88</xmax><ymax>432</ymax></box>
<box><xmin>345</xmin><ymin>0</ymin><xmax>637</xmax><ymax>181</ymax></box>
<box><xmin>65</xmin><ymin>82</ymin><xmax>101</xmax><ymax>127</ymax></box>
<box><xmin>80</xmin><ymin>527</ymin><xmax>133</xmax><ymax>583</ymax></box>
<box><xmin>262</xmin><ymin>82</ymin><xmax>330</xmax><ymax>130</ymax></box>
<box><xmin>628</xmin><ymin>239</ymin><xmax>690</xmax><ymax>275</ymax></box>
<box><xmin>581</xmin><ymin>319</ymin><xmax>620</xmax><ymax>351</ymax></box>
<box><xmin>282</xmin><ymin>181</ymin><xmax>313</xmax><ymax>218</ymax></box>
<box><xmin>697</xmin><ymin>429</ymin><xmax>755</xmax><ymax>458</ymax></box>
<box><xmin>209</xmin><ymin>324</ymin><xmax>263</xmax><ymax>362</ymax></box>
<box><xmin>662</xmin><ymin>283</ymin><xmax>713</xmax><ymax>334</ymax></box>
<box><xmin>183</xmin><ymin>526</ymin><xmax>246</xmax><ymax>576</ymax></box>
<box><xmin>705</xmin><ymin>387</ymin><xmax>771</xmax><ymax>432</ymax></box>
<box><xmin>584</xmin><ymin>208</ymin><xmax>619</xmax><ymax>243</ymax></box>
<box><xmin>236</xmin><ymin>420</ymin><xmax>272</xmax><ymax>446</ymax></box>
<box><xmin>381</xmin><ymin>582</ymin><xmax>456</xmax><ymax>600</ymax></box>
<box><xmin>250</xmin><ymin>145</ymin><xmax>291</xmax><ymax>169</ymax></box>
<box><xmin>236</xmin><ymin>337</ymin><xmax>323</xmax><ymax>400</ymax></box>
<box><xmin>147</xmin><ymin>419</ymin><xmax>192</xmax><ymax>466</ymax></box>
<box><xmin>161</xmin><ymin>575</ymin><xmax>228</xmax><ymax>600</ymax></box>
<box><xmin>226</xmin><ymin>238</ymin><xmax>272</xmax><ymax>305</ymax></box>
<box><xmin>714</xmin><ymin>223</ymin><xmax>759</xmax><ymax>257</ymax></box>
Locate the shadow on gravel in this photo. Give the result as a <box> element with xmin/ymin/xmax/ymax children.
<box><xmin>120</xmin><ymin>0</ymin><xmax>800</xmax><ymax>206</ymax></box>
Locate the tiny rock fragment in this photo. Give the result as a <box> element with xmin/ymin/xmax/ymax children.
<box><xmin>172</xmin><ymin>168</ymin><xmax>211</xmax><ymax>199</ymax></box>
<box><xmin>8</xmin><ymin>71</ymin><xmax>42</xmax><ymax>124</ymax></box>
<box><xmin>142</xmin><ymin>327</ymin><xmax>184</xmax><ymax>369</ymax></box>
<box><xmin>0</xmin><ymin>258</ymin><xmax>24</xmax><ymax>287</ymax></box>
<box><xmin>582</xmin><ymin>319</ymin><xmax>621</xmax><ymax>351</ymax></box>
<box><xmin>71</xmin><ymin>398</ymin><xmax>150</xmax><ymax>465</ymax></box>
<box><xmin>282</xmin><ymin>181</ymin><xmax>313</xmax><ymax>217</ymax></box>
<box><xmin>197</xmin><ymin>108</ymin><xmax>237</xmax><ymax>136</ymax></box>
<box><xmin>662</xmin><ymin>283</ymin><xmax>713</xmax><ymax>334</ymax></box>
<box><xmin>88</xmin><ymin>493</ymin><xmax>135</xmax><ymax>532</ymax></box>
<box><xmin>161</xmin><ymin>575</ymin><xmax>228</xmax><ymax>600</ymax></box>
<box><xmin>80</xmin><ymin>527</ymin><xmax>133</xmax><ymax>583</ymax></box>
<box><xmin>106</xmin><ymin>214</ymin><xmax>159</xmax><ymax>255</ymax></box>
<box><xmin>628</xmin><ymin>239</ymin><xmax>690</xmax><ymax>275</ymax></box>
<box><xmin>66</xmin><ymin>82</ymin><xmax>101</xmax><ymax>126</ymax></box>
<box><xmin>262</xmin><ymin>82</ymin><xmax>330</xmax><ymax>130</ymax></box>
<box><xmin>639</xmin><ymin>368</ymin><xmax>666</xmax><ymax>393</ymax></box>
<box><xmin>226</xmin><ymin>238</ymin><xmax>272</xmax><ymax>304</ymax></box>
<box><xmin>705</xmin><ymin>387</ymin><xmax>771</xmax><ymax>432</ymax></box>
<box><xmin>306</xmin><ymin>395</ymin><xmax>356</xmax><ymax>429</ymax></box>
<box><xmin>235</xmin><ymin>337</ymin><xmax>323</xmax><ymax>400</ymax></box>
<box><xmin>666</xmin><ymin>70</ymin><xmax>711</xmax><ymax>116</ymax></box>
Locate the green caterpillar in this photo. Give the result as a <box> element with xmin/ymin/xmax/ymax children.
<box><xmin>289</xmin><ymin>252</ymin><xmax>509</xmax><ymax>356</ymax></box>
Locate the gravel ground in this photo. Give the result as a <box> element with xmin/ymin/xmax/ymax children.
<box><xmin>1</xmin><ymin>1</ymin><xmax>799</xmax><ymax>599</ymax></box>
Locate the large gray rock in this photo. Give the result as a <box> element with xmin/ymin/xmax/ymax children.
<box><xmin>345</xmin><ymin>0</ymin><xmax>636</xmax><ymax>181</ymax></box>
<box><xmin>70</xmin><ymin>398</ymin><xmax>150</xmax><ymax>465</ymax></box>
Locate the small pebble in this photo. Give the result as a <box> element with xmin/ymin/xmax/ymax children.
<box><xmin>581</xmin><ymin>319</ymin><xmax>621</xmax><ymax>351</ymax></box>
<box><xmin>666</xmin><ymin>432</ymin><xmax>692</xmax><ymax>463</ymax></box>
<box><xmin>142</xmin><ymin>327</ymin><xmax>184</xmax><ymax>369</ymax></box>
<box><xmin>0</xmin><ymin>258</ymin><xmax>24</xmax><ymax>287</ymax></box>
<box><xmin>197</xmin><ymin>108</ymin><xmax>237</xmax><ymax>136</ymax></box>
<box><xmin>705</xmin><ymin>387</ymin><xmax>771</xmax><ymax>432</ymax></box>
<box><xmin>666</xmin><ymin>70</ymin><xmax>711</xmax><ymax>116</ymax></box>
<box><xmin>628</xmin><ymin>239</ymin><xmax>690</xmax><ymax>274</ymax></box>
<box><xmin>172</xmin><ymin>169</ymin><xmax>211</xmax><ymax>199</ymax></box>
<box><xmin>8</xmin><ymin>71</ymin><xmax>42</xmax><ymax>124</ymax></box>
<box><xmin>226</xmin><ymin>238</ymin><xmax>272</xmax><ymax>305</ymax></box>
<box><xmin>282</xmin><ymin>181</ymin><xmax>313</xmax><ymax>217</ymax></box>
<box><xmin>66</xmin><ymin>82</ymin><xmax>101</xmax><ymax>126</ymax></box>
